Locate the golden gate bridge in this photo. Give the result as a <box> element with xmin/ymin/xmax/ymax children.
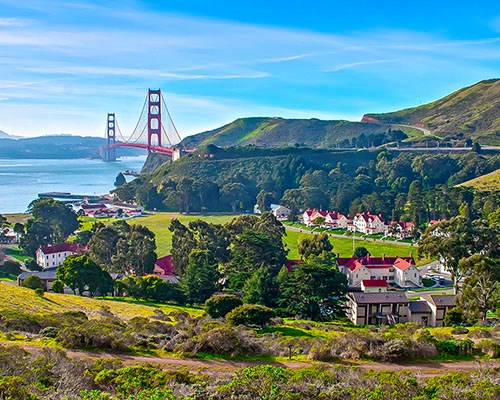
<box><xmin>102</xmin><ymin>88</ymin><xmax>192</xmax><ymax>161</ymax></box>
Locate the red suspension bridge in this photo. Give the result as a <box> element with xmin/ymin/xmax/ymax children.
<box><xmin>102</xmin><ymin>88</ymin><xmax>192</xmax><ymax>161</ymax></box>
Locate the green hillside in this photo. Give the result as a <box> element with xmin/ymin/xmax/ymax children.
<box><xmin>181</xmin><ymin>117</ymin><xmax>397</xmax><ymax>149</ymax></box>
<box><xmin>458</xmin><ymin>168</ymin><xmax>500</xmax><ymax>192</ymax></box>
<box><xmin>363</xmin><ymin>79</ymin><xmax>500</xmax><ymax>145</ymax></box>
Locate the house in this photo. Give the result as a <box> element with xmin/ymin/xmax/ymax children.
<box><xmin>347</xmin><ymin>292</ymin><xmax>456</xmax><ymax>326</ymax></box>
<box><xmin>420</xmin><ymin>294</ymin><xmax>456</xmax><ymax>327</ymax></box>
<box><xmin>301</xmin><ymin>209</ymin><xmax>328</xmax><ymax>226</ymax></box>
<box><xmin>337</xmin><ymin>254</ymin><xmax>422</xmax><ymax>288</ymax></box>
<box><xmin>35</xmin><ymin>243</ymin><xmax>86</xmax><ymax>269</ymax></box>
<box><xmin>347</xmin><ymin>212</ymin><xmax>386</xmax><ymax>234</ymax></box>
<box><xmin>361</xmin><ymin>279</ymin><xmax>388</xmax><ymax>293</ymax></box>
<box><xmin>17</xmin><ymin>268</ymin><xmax>58</xmax><ymax>291</ymax></box>
<box><xmin>407</xmin><ymin>300</ymin><xmax>432</xmax><ymax>326</ymax></box>
<box><xmin>105</xmin><ymin>202</ymin><xmax>144</xmax><ymax>216</ymax></box>
<box><xmin>346</xmin><ymin>292</ymin><xmax>409</xmax><ymax>325</ymax></box>
<box><xmin>153</xmin><ymin>255</ymin><xmax>179</xmax><ymax>283</ymax></box>
<box><xmin>385</xmin><ymin>221</ymin><xmax>415</xmax><ymax>239</ymax></box>
<box><xmin>324</xmin><ymin>211</ymin><xmax>349</xmax><ymax>229</ymax></box>
<box><xmin>270</xmin><ymin>204</ymin><xmax>291</xmax><ymax>220</ymax></box>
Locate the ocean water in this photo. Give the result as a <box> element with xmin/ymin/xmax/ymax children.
<box><xmin>0</xmin><ymin>156</ymin><xmax>147</xmax><ymax>214</ymax></box>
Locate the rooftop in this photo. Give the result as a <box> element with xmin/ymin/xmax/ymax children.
<box><xmin>362</xmin><ymin>279</ymin><xmax>388</xmax><ymax>287</ymax></box>
<box><xmin>38</xmin><ymin>243</ymin><xmax>86</xmax><ymax>255</ymax></box>
<box><xmin>349</xmin><ymin>292</ymin><xmax>408</xmax><ymax>304</ymax></box>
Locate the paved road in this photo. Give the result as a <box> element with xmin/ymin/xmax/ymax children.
<box><xmin>393</xmin><ymin>123</ymin><xmax>432</xmax><ymax>136</ymax></box>
<box><xmin>283</xmin><ymin>225</ymin><xmax>416</xmax><ymax>247</ymax></box>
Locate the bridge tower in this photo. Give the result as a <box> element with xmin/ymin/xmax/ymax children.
<box><xmin>104</xmin><ymin>113</ymin><xmax>116</xmax><ymax>161</ymax></box>
<box><xmin>147</xmin><ymin>89</ymin><xmax>162</xmax><ymax>152</ymax></box>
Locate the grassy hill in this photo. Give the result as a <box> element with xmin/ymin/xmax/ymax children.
<box><xmin>363</xmin><ymin>79</ymin><xmax>500</xmax><ymax>145</ymax></box>
<box><xmin>0</xmin><ymin>284</ymin><xmax>202</xmax><ymax>320</ymax></box>
<box><xmin>457</xmin><ymin>168</ymin><xmax>500</xmax><ymax>192</ymax></box>
<box><xmin>181</xmin><ymin>117</ymin><xmax>395</xmax><ymax>149</ymax></box>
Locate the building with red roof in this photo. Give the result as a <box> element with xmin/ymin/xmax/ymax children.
<box><xmin>36</xmin><ymin>243</ymin><xmax>86</xmax><ymax>269</ymax></box>
<box><xmin>347</xmin><ymin>212</ymin><xmax>386</xmax><ymax>234</ymax></box>
<box><xmin>153</xmin><ymin>255</ymin><xmax>179</xmax><ymax>283</ymax></box>
<box><xmin>337</xmin><ymin>254</ymin><xmax>421</xmax><ymax>288</ymax></box>
<box><xmin>361</xmin><ymin>279</ymin><xmax>388</xmax><ymax>293</ymax></box>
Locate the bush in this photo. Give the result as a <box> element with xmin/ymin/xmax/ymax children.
<box><xmin>21</xmin><ymin>275</ymin><xmax>44</xmax><ymax>290</ymax></box>
<box><xmin>444</xmin><ymin>308</ymin><xmax>465</xmax><ymax>326</ymax></box>
<box><xmin>226</xmin><ymin>304</ymin><xmax>275</xmax><ymax>329</ymax></box>
<box><xmin>0</xmin><ymin>260</ymin><xmax>22</xmax><ymax>275</ymax></box>
<box><xmin>39</xmin><ymin>326</ymin><xmax>60</xmax><ymax>338</ymax></box>
<box><xmin>34</xmin><ymin>287</ymin><xmax>45</xmax><ymax>297</ymax></box>
<box><xmin>205</xmin><ymin>294</ymin><xmax>243</xmax><ymax>318</ymax></box>
<box><xmin>51</xmin><ymin>280</ymin><xmax>64</xmax><ymax>293</ymax></box>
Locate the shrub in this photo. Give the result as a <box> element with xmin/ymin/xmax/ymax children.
<box><xmin>226</xmin><ymin>304</ymin><xmax>275</xmax><ymax>329</ymax></box>
<box><xmin>34</xmin><ymin>287</ymin><xmax>45</xmax><ymax>297</ymax></box>
<box><xmin>21</xmin><ymin>275</ymin><xmax>44</xmax><ymax>290</ymax></box>
<box><xmin>0</xmin><ymin>260</ymin><xmax>22</xmax><ymax>275</ymax></box>
<box><xmin>444</xmin><ymin>308</ymin><xmax>465</xmax><ymax>326</ymax></box>
<box><xmin>51</xmin><ymin>280</ymin><xmax>64</xmax><ymax>293</ymax></box>
<box><xmin>205</xmin><ymin>294</ymin><xmax>243</xmax><ymax>318</ymax></box>
<box><xmin>39</xmin><ymin>326</ymin><xmax>60</xmax><ymax>338</ymax></box>
<box><xmin>476</xmin><ymin>339</ymin><xmax>500</xmax><ymax>357</ymax></box>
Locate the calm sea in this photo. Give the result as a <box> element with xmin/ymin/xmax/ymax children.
<box><xmin>0</xmin><ymin>157</ymin><xmax>147</xmax><ymax>214</ymax></box>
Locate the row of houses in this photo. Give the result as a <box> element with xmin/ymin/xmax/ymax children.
<box><xmin>74</xmin><ymin>202</ymin><xmax>144</xmax><ymax>218</ymax></box>
<box><xmin>302</xmin><ymin>209</ymin><xmax>415</xmax><ymax>238</ymax></box>
<box><xmin>347</xmin><ymin>292</ymin><xmax>455</xmax><ymax>327</ymax></box>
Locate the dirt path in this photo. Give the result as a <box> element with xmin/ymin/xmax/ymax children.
<box><xmin>14</xmin><ymin>343</ymin><xmax>499</xmax><ymax>377</ymax></box>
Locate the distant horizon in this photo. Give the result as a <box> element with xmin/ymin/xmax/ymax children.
<box><xmin>0</xmin><ymin>0</ymin><xmax>498</xmax><ymax>138</ymax></box>
<box><xmin>2</xmin><ymin>76</ymin><xmax>498</xmax><ymax>140</ymax></box>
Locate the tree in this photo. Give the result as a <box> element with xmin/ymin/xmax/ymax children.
<box><xmin>51</xmin><ymin>280</ymin><xmax>64</xmax><ymax>293</ymax></box>
<box><xmin>222</xmin><ymin>183</ymin><xmax>250</xmax><ymax>213</ymax></box>
<box><xmin>205</xmin><ymin>294</ymin><xmax>243</xmax><ymax>318</ymax></box>
<box><xmin>458</xmin><ymin>255</ymin><xmax>500</xmax><ymax>322</ymax></box>
<box><xmin>419</xmin><ymin>216</ymin><xmax>499</xmax><ymax>294</ymax></box>
<box><xmin>242</xmin><ymin>267</ymin><xmax>280</xmax><ymax>307</ymax></box>
<box><xmin>226</xmin><ymin>304</ymin><xmax>275</xmax><ymax>329</ymax></box>
<box><xmin>182</xmin><ymin>249</ymin><xmax>220</xmax><ymax>304</ymax></box>
<box><xmin>297</xmin><ymin>233</ymin><xmax>333</xmax><ymax>260</ymax></box>
<box><xmin>112</xmin><ymin>224</ymin><xmax>157</xmax><ymax>275</ymax></box>
<box><xmin>278</xmin><ymin>254</ymin><xmax>347</xmax><ymax>321</ymax></box>
<box><xmin>88</xmin><ymin>225</ymin><xmax>121</xmax><ymax>269</ymax></box>
<box><xmin>57</xmin><ymin>255</ymin><xmax>112</xmax><ymax>296</ymax></box>
<box><xmin>354</xmin><ymin>246</ymin><xmax>369</xmax><ymax>258</ymax></box>
<box><xmin>139</xmin><ymin>275</ymin><xmax>184</xmax><ymax>303</ymax></box>
<box><xmin>256</xmin><ymin>190</ymin><xmax>273</xmax><ymax>214</ymax></box>
<box><xmin>1</xmin><ymin>260</ymin><xmax>22</xmax><ymax>276</ymax></box>
<box><xmin>12</xmin><ymin>223</ymin><xmax>24</xmax><ymax>237</ymax></box>
<box><xmin>21</xmin><ymin>275</ymin><xmax>44</xmax><ymax>290</ymax></box>
<box><xmin>169</xmin><ymin>219</ymin><xmax>196</xmax><ymax>275</ymax></box>
<box><xmin>27</xmin><ymin>198</ymin><xmax>80</xmax><ymax>243</ymax></box>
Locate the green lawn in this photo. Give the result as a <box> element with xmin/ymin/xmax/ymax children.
<box><xmin>79</xmin><ymin>216</ymin><xmax>117</xmax><ymax>231</ymax></box>
<box><xmin>116</xmin><ymin>212</ymin><xmax>424</xmax><ymax>263</ymax></box>
<box><xmin>3</xmin><ymin>247</ymin><xmax>33</xmax><ymax>262</ymax></box>
<box><xmin>130</xmin><ymin>213</ymin><xmax>238</xmax><ymax>256</ymax></box>
<box><xmin>283</xmin><ymin>229</ymin><xmax>423</xmax><ymax>262</ymax></box>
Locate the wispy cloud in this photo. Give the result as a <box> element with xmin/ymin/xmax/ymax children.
<box><xmin>325</xmin><ymin>59</ymin><xmax>399</xmax><ymax>72</ymax></box>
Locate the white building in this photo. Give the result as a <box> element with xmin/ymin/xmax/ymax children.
<box><xmin>337</xmin><ymin>254</ymin><xmax>422</xmax><ymax>288</ymax></box>
<box><xmin>324</xmin><ymin>211</ymin><xmax>349</xmax><ymax>229</ymax></box>
<box><xmin>254</xmin><ymin>204</ymin><xmax>291</xmax><ymax>220</ymax></box>
<box><xmin>348</xmin><ymin>212</ymin><xmax>386</xmax><ymax>234</ymax></box>
<box><xmin>36</xmin><ymin>243</ymin><xmax>86</xmax><ymax>269</ymax></box>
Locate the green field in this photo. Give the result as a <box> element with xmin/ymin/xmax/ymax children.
<box><xmin>130</xmin><ymin>213</ymin><xmax>422</xmax><ymax>262</ymax></box>
<box><xmin>130</xmin><ymin>213</ymin><xmax>237</xmax><ymax>256</ymax></box>
<box><xmin>3</xmin><ymin>247</ymin><xmax>33</xmax><ymax>262</ymax></box>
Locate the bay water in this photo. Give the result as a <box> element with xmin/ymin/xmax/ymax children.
<box><xmin>0</xmin><ymin>156</ymin><xmax>147</xmax><ymax>214</ymax></box>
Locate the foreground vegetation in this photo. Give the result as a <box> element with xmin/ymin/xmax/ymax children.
<box><xmin>0</xmin><ymin>344</ymin><xmax>498</xmax><ymax>399</ymax></box>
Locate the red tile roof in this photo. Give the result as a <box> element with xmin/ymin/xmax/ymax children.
<box><xmin>337</xmin><ymin>255</ymin><xmax>415</xmax><ymax>271</ymax></box>
<box><xmin>362</xmin><ymin>279</ymin><xmax>388</xmax><ymax>287</ymax></box>
<box><xmin>355</xmin><ymin>212</ymin><xmax>383</xmax><ymax>223</ymax></box>
<box><xmin>155</xmin><ymin>255</ymin><xmax>175</xmax><ymax>275</ymax></box>
<box><xmin>39</xmin><ymin>243</ymin><xmax>86</xmax><ymax>255</ymax></box>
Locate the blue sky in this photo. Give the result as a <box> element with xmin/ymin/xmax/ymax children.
<box><xmin>0</xmin><ymin>0</ymin><xmax>498</xmax><ymax>139</ymax></box>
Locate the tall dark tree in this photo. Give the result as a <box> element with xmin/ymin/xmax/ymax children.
<box><xmin>182</xmin><ymin>249</ymin><xmax>220</xmax><ymax>304</ymax></box>
<box><xmin>88</xmin><ymin>225</ymin><xmax>121</xmax><ymax>269</ymax></box>
<box><xmin>169</xmin><ymin>218</ymin><xmax>196</xmax><ymax>275</ymax></box>
<box><xmin>112</xmin><ymin>224</ymin><xmax>157</xmax><ymax>275</ymax></box>
<box><xmin>256</xmin><ymin>190</ymin><xmax>273</xmax><ymax>214</ymax></box>
<box><xmin>278</xmin><ymin>254</ymin><xmax>347</xmax><ymax>321</ymax></box>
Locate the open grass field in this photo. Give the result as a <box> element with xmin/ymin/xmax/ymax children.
<box><xmin>3</xmin><ymin>246</ymin><xmax>33</xmax><ymax>262</ymax></box>
<box><xmin>283</xmin><ymin>229</ymin><xmax>422</xmax><ymax>261</ymax></box>
<box><xmin>130</xmin><ymin>212</ymin><xmax>237</xmax><ymax>256</ymax></box>
<box><xmin>130</xmin><ymin>212</ymin><xmax>424</xmax><ymax>261</ymax></box>
<box><xmin>0</xmin><ymin>284</ymin><xmax>203</xmax><ymax>320</ymax></box>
